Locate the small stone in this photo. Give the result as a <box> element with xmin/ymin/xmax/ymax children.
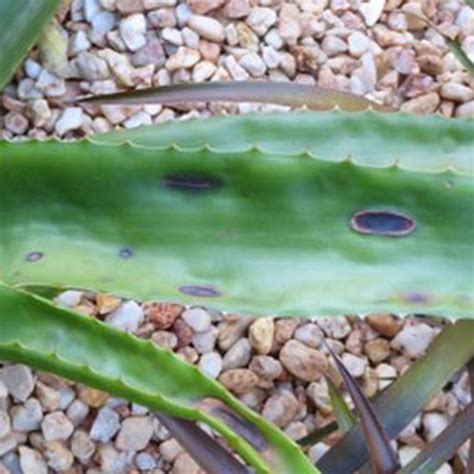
<box><xmin>348</xmin><ymin>31</ymin><xmax>371</xmax><ymax>57</ymax></box>
<box><xmin>393</xmin><ymin>48</ymin><xmax>418</xmax><ymax>75</ymax></box>
<box><xmin>307</xmin><ymin>380</ymin><xmax>332</xmax><ymax>414</ymax></box>
<box><xmin>274</xmin><ymin>318</ymin><xmax>300</xmax><ymax>346</ymax></box>
<box><xmin>418</xmin><ymin>54</ymin><xmax>443</xmax><ymax>76</ymax></box>
<box><xmin>78</xmin><ymin>386</ymin><xmax>108</xmax><ymax>408</ymax></box>
<box><xmin>294</xmin><ymin>323</ymin><xmax>324</xmax><ymax>348</ymax></box>
<box><xmin>360</xmin><ymin>0</ymin><xmax>385</xmax><ymax>26</ymax></box>
<box><xmin>187</xmin><ymin>0</ymin><xmax>225</xmax><ymax>14</ymax></box>
<box><xmin>456</xmin><ymin>100</ymin><xmax>474</xmax><ymax>117</ymax></box>
<box><xmin>124</xmin><ymin>111</ymin><xmax>152</xmax><ymax>129</ymax></box>
<box><xmin>309</xmin><ymin>442</ymin><xmax>330</xmax><ymax>464</ymax></box>
<box><xmin>71</xmin><ymin>431</ymin><xmax>96</xmax><ymax>464</ymax></box>
<box><xmin>341</xmin><ymin>353</ymin><xmax>368</xmax><ymax>377</ymax></box>
<box><xmin>133</xmin><ymin>36</ymin><xmax>166</xmax><ymax>67</ymax></box>
<box><xmin>219</xmin><ymin>369</ymin><xmax>259</xmax><ymax>394</ymax></box>
<box><xmin>246</xmin><ymin>7</ymin><xmax>277</xmax><ymax>36</ymax></box>
<box><xmin>192</xmin><ymin>60</ymin><xmax>217</xmax><ymax>81</ymax></box>
<box><xmin>119</xmin><ymin>14</ymin><xmax>147</xmax><ymax>51</ymax></box>
<box><xmin>160</xmin><ymin>439</ymin><xmax>183</xmax><ymax>462</ymax></box>
<box><xmin>222</xmin><ymin>0</ymin><xmax>250</xmax><ymax>19</ymax></box>
<box><xmin>364</xmin><ymin>338</ymin><xmax>390</xmax><ymax>363</ymax></box>
<box><xmin>11</xmin><ymin>399</ymin><xmax>43</xmax><ymax>432</ymax></box>
<box><xmin>0</xmin><ymin>435</ymin><xmax>16</xmax><ymax>457</ymax></box>
<box><xmin>24</xmin><ymin>58</ymin><xmax>43</xmax><ymax>79</ymax></box>
<box><xmin>17</xmin><ymin>78</ymin><xmax>43</xmax><ymax>101</ymax></box>
<box><xmin>440</xmin><ymin>83</ymin><xmax>474</xmax><ymax>102</ymax></box>
<box><xmin>55</xmin><ymin>108</ymin><xmax>83</xmax><ymax>136</ymax></box>
<box><xmin>391</xmin><ymin>323</ymin><xmax>437</xmax><ymax>358</ymax></box>
<box><xmin>4</xmin><ymin>112</ymin><xmax>28</xmax><ymax>135</ymax></box>
<box><xmin>84</xmin><ymin>0</ymin><xmax>102</xmax><ymax>22</ymax></box>
<box><xmin>262</xmin><ymin>391</ymin><xmax>299</xmax><ymax>427</ymax></box>
<box><xmin>318</xmin><ymin>317</ymin><xmax>351</xmax><ymax>339</ymax></box>
<box><xmin>55</xmin><ymin>290</ymin><xmax>83</xmax><ymax>309</ymax></box>
<box><xmin>422</xmin><ymin>412</ymin><xmax>448</xmax><ymax>442</ymax></box>
<box><xmin>36</xmin><ymin>382</ymin><xmax>60</xmax><ymax>412</ymax></box>
<box><xmin>152</xmin><ymin>330</ymin><xmax>178</xmax><ymax>350</ymax></box>
<box><xmin>90</xmin><ymin>406</ymin><xmax>120</xmax><ymax>443</ymax></box>
<box><xmin>19</xmin><ymin>447</ymin><xmax>47</xmax><ymax>474</ymax></box>
<box><xmin>148</xmin><ymin>8</ymin><xmax>177</xmax><ymax>28</ymax></box>
<box><xmin>116</xmin><ymin>0</ymin><xmax>144</xmax><ymax>13</ymax></box>
<box><xmin>249</xmin><ymin>356</ymin><xmax>282</xmax><ymax>380</ymax></box>
<box><xmin>280</xmin><ymin>340</ymin><xmax>328</xmax><ymax>381</ymax></box>
<box><xmin>376</xmin><ymin>363</ymin><xmax>397</xmax><ymax>389</ymax></box>
<box><xmin>105</xmin><ymin>300</ymin><xmax>144</xmax><ymax>332</ymax></box>
<box><xmin>172</xmin><ymin>452</ymin><xmax>201</xmax><ymax>474</ymax></box>
<box><xmin>278</xmin><ymin>4</ymin><xmax>301</xmax><ymax>46</ymax></box>
<box><xmin>248</xmin><ymin>318</ymin><xmax>274</xmax><ymax>354</ymax></box>
<box><xmin>224</xmin><ymin>55</ymin><xmax>249</xmax><ymax>80</ymax></box>
<box><xmin>116</xmin><ymin>416</ymin><xmax>154</xmax><ymax>451</ymax></box>
<box><xmin>182</xmin><ymin>307</ymin><xmax>211</xmax><ymax>332</ymax></box>
<box><xmin>218</xmin><ymin>316</ymin><xmax>253</xmax><ymax>351</ymax></box>
<box><xmin>400</xmin><ymin>92</ymin><xmax>440</xmax><ymax>115</ymax></box>
<box><xmin>192</xmin><ymin>326</ymin><xmax>218</xmax><ymax>353</ymax></box>
<box><xmin>162</xmin><ymin>27</ymin><xmax>183</xmax><ymax>45</ymax></box>
<box><xmin>262</xmin><ymin>46</ymin><xmax>281</xmax><ymax>68</ymax></box>
<box><xmin>91</xmin><ymin>11</ymin><xmax>117</xmax><ymax>41</ymax></box>
<box><xmin>66</xmin><ymin>400</ymin><xmax>89</xmax><ymax>426</ymax></box>
<box><xmin>165</xmin><ymin>46</ymin><xmax>201</xmax><ymax>70</ymax></box>
<box><xmin>284</xmin><ymin>420</ymin><xmax>308</xmax><ymax>441</ymax></box>
<box><xmin>43</xmin><ymin>441</ymin><xmax>74</xmax><ymax>472</ymax></box>
<box><xmin>198</xmin><ymin>351</ymin><xmax>223</xmax><ymax>378</ymax></box>
<box><xmin>136</xmin><ymin>452</ymin><xmax>157</xmax><ymax>470</ymax></box>
<box><xmin>74</xmin><ymin>51</ymin><xmax>109</xmax><ymax>80</ymax></box>
<box><xmin>0</xmin><ymin>365</ymin><xmax>35</xmax><ymax>402</ymax></box>
<box><xmin>366</xmin><ymin>314</ymin><xmax>401</xmax><ymax>338</ymax></box>
<box><xmin>239</xmin><ymin>52</ymin><xmax>267</xmax><ymax>77</ymax></box>
<box><xmin>41</xmin><ymin>412</ymin><xmax>74</xmax><ymax>441</ymax></box>
<box><xmin>187</xmin><ymin>15</ymin><xmax>225</xmax><ymax>42</ymax></box>
<box><xmin>0</xmin><ymin>412</ymin><xmax>10</xmax><ymax>438</ymax></box>
<box><xmin>173</xmin><ymin>319</ymin><xmax>193</xmax><ymax>348</ymax></box>
<box><xmin>145</xmin><ymin>302</ymin><xmax>182</xmax><ymax>329</ymax></box>
<box><xmin>222</xmin><ymin>338</ymin><xmax>252</xmax><ymax>369</ymax></box>
<box><xmin>321</xmin><ymin>35</ymin><xmax>347</xmax><ymax>56</ymax></box>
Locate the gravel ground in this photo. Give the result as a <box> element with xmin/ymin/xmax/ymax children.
<box><xmin>0</xmin><ymin>0</ymin><xmax>473</xmax><ymax>473</ymax></box>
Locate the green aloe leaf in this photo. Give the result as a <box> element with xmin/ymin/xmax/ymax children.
<box><xmin>0</xmin><ymin>0</ymin><xmax>61</xmax><ymax>90</ymax></box>
<box><xmin>79</xmin><ymin>80</ymin><xmax>391</xmax><ymax>111</ymax></box>
<box><xmin>318</xmin><ymin>321</ymin><xmax>474</xmax><ymax>473</ymax></box>
<box><xmin>327</xmin><ymin>378</ymin><xmax>355</xmax><ymax>434</ymax></box>
<box><xmin>0</xmin><ymin>283</ymin><xmax>317</xmax><ymax>474</ymax></box>
<box><xmin>0</xmin><ymin>111</ymin><xmax>472</xmax><ymax>318</ymax></box>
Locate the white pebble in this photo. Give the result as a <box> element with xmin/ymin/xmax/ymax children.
<box><xmin>119</xmin><ymin>14</ymin><xmax>147</xmax><ymax>51</ymax></box>
<box><xmin>55</xmin><ymin>108</ymin><xmax>83</xmax><ymax>136</ymax></box>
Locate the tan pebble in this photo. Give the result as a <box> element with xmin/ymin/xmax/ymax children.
<box><xmin>249</xmin><ymin>318</ymin><xmax>274</xmax><ymax>354</ymax></box>
<box><xmin>219</xmin><ymin>369</ymin><xmax>259</xmax><ymax>394</ymax></box>
<box><xmin>96</xmin><ymin>293</ymin><xmax>121</xmax><ymax>315</ymax></box>
<box><xmin>280</xmin><ymin>340</ymin><xmax>328</xmax><ymax>382</ymax></box>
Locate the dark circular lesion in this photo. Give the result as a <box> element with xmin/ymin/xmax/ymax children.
<box><xmin>25</xmin><ymin>251</ymin><xmax>44</xmax><ymax>262</ymax></box>
<box><xmin>119</xmin><ymin>248</ymin><xmax>133</xmax><ymax>259</ymax></box>
<box><xmin>162</xmin><ymin>174</ymin><xmax>222</xmax><ymax>192</ymax></box>
<box><xmin>350</xmin><ymin>210</ymin><xmax>416</xmax><ymax>237</ymax></box>
<box><xmin>179</xmin><ymin>285</ymin><xmax>221</xmax><ymax>297</ymax></box>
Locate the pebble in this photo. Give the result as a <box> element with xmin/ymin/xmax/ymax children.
<box><xmin>182</xmin><ymin>307</ymin><xmax>211</xmax><ymax>332</ymax></box>
<box><xmin>455</xmin><ymin>100</ymin><xmax>474</xmax><ymax>117</ymax></box>
<box><xmin>55</xmin><ymin>107</ymin><xmax>83</xmax><ymax>136</ymax></box>
<box><xmin>71</xmin><ymin>430</ymin><xmax>96</xmax><ymax>463</ymax></box>
<box><xmin>192</xmin><ymin>60</ymin><xmax>217</xmax><ymax>82</ymax></box>
<box><xmin>90</xmin><ymin>406</ymin><xmax>120</xmax><ymax>442</ymax></box>
<box><xmin>248</xmin><ymin>318</ymin><xmax>274</xmax><ymax>354</ymax></box>
<box><xmin>280</xmin><ymin>340</ymin><xmax>328</xmax><ymax>382</ymax></box>
<box><xmin>222</xmin><ymin>0</ymin><xmax>251</xmax><ymax>19</ymax></box>
<box><xmin>348</xmin><ymin>31</ymin><xmax>371</xmax><ymax>57</ymax></box>
<box><xmin>0</xmin><ymin>412</ymin><xmax>10</xmax><ymax>438</ymax></box>
<box><xmin>400</xmin><ymin>92</ymin><xmax>440</xmax><ymax>115</ymax></box>
<box><xmin>187</xmin><ymin>0</ymin><xmax>225</xmax><ymax>15</ymax></box>
<box><xmin>55</xmin><ymin>290</ymin><xmax>83</xmax><ymax>309</ymax></box>
<box><xmin>440</xmin><ymin>83</ymin><xmax>474</xmax><ymax>102</ymax></box>
<box><xmin>360</xmin><ymin>0</ymin><xmax>385</xmax><ymax>26</ymax></box>
<box><xmin>18</xmin><ymin>447</ymin><xmax>47</xmax><ymax>474</ymax></box>
<box><xmin>422</xmin><ymin>412</ymin><xmax>449</xmax><ymax>442</ymax></box>
<box><xmin>166</xmin><ymin>46</ymin><xmax>201</xmax><ymax>70</ymax></box>
<box><xmin>365</xmin><ymin>338</ymin><xmax>391</xmax><ymax>363</ymax></box>
<box><xmin>145</xmin><ymin>302</ymin><xmax>181</xmax><ymax>329</ymax></box>
<box><xmin>219</xmin><ymin>369</ymin><xmax>259</xmax><ymax>394</ymax></box>
<box><xmin>321</xmin><ymin>35</ymin><xmax>348</xmax><ymax>56</ymax></box>
<box><xmin>218</xmin><ymin>316</ymin><xmax>253</xmax><ymax>351</ymax></box>
<box><xmin>36</xmin><ymin>382</ymin><xmax>60</xmax><ymax>412</ymax></box>
<box><xmin>239</xmin><ymin>52</ymin><xmax>267</xmax><ymax>77</ymax></box>
<box><xmin>198</xmin><ymin>351</ymin><xmax>223</xmax><ymax>378</ymax></box>
<box><xmin>66</xmin><ymin>399</ymin><xmax>90</xmax><ymax>426</ymax></box>
<box><xmin>294</xmin><ymin>323</ymin><xmax>324</xmax><ymax>348</ymax></box>
<box><xmin>0</xmin><ymin>365</ymin><xmax>35</xmax><ymax>402</ymax></box>
<box><xmin>119</xmin><ymin>14</ymin><xmax>147</xmax><ymax>51</ymax></box>
<box><xmin>160</xmin><ymin>438</ymin><xmax>183</xmax><ymax>462</ymax></box>
<box><xmin>222</xmin><ymin>338</ymin><xmax>252</xmax><ymax>369</ymax></box>
<box><xmin>249</xmin><ymin>355</ymin><xmax>282</xmax><ymax>380</ymax></box>
<box><xmin>41</xmin><ymin>412</ymin><xmax>74</xmax><ymax>441</ymax></box>
<box><xmin>262</xmin><ymin>391</ymin><xmax>300</xmax><ymax>428</ymax></box>
<box><xmin>4</xmin><ymin>112</ymin><xmax>28</xmax><ymax>135</ymax></box>
<box><xmin>44</xmin><ymin>441</ymin><xmax>74</xmax><ymax>471</ymax></box>
<box><xmin>136</xmin><ymin>452</ymin><xmax>157</xmax><ymax>470</ymax></box>
<box><xmin>391</xmin><ymin>323</ymin><xmax>437</xmax><ymax>358</ymax></box>
<box><xmin>341</xmin><ymin>353</ymin><xmax>368</xmax><ymax>377</ymax></box>
<box><xmin>246</xmin><ymin>7</ymin><xmax>277</xmax><ymax>36</ymax></box>
<box><xmin>192</xmin><ymin>325</ymin><xmax>218</xmax><ymax>353</ymax></box>
<box><xmin>172</xmin><ymin>452</ymin><xmax>202</xmax><ymax>474</ymax></box>
<box><xmin>105</xmin><ymin>300</ymin><xmax>144</xmax><ymax>332</ymax></box>
<box><xmin>318</xmin><ymin>318</ymin><xmax>351</xmax><ymax>340</ymax></box>
<box><xmin>187</xmin><ymin>15</ymin><xmax>225</xmax><ymax>42</ymax></box>
<box><xmin>309</xmin><ymin>442</ymin><xmax>330</xmax><ymax>464</ymax></box>
<box><xmin>74</xmin><ymin>51</ymin><xmax>109</xmax><ymax>80</ymax></box>
<box><xmin>307</xmin><ymin>380</ymin><xmax>332</xmax><ymax>414</ymax></box>
<box><xmin>11</xmin><ymin>399</ymin><xmax>43</xmax><ymax>432</ymax></box>
<box><xmin>115</xmin><ymin>416</ymin><xmax>154</xmax><ymax>451</ymax></box>
<box><xmin>366</xmin><ymin>314</ymin><xmax>401</xmax><ymax>338</ymax></box>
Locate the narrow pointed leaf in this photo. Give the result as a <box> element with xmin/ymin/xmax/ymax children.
<box><xmin>318</xmin><ymin>321</ymin><xmax>474</xmax><ymax>473</ymax></box>
<box><xmin>325</xmin><ymin>344</ymin><xmax>399</xmax><ymax>474</ymax></box>
<box><xmin>156</xmin><ymin>413</ymin><xmax>251</xmax><ymax>474</ymax></box>
<box><xmin>78</xmin><ymin>80</ymin><xmax>391</xmax><ymax>111</ymax></box>
<box><xmin>399</xmin><ymin>402</ymin><xmax>474</xmax><ymax>474</ymax></box>
<box><xmin>0</xmin><ymin>112</ymin><xmax>473</xmax><ymax>318</ymax></box>
<box><xmin>0</xmin><ymin>0</ymin><xmax>61</xmax><ymax>90</ymax></box>
<box><xmin>298</xmin><ymin>421</ymin><xmax>339</xmax><ymax>447</ymax></box>
<box><xmin>327</xmin><ymin>378</ymin><xmax>356</xmax><ymax>433</ymax></box>
<box><xmin>0</xmin><ymin>283</ymin><xmax>318</xmax><ymax>474</ymax></box>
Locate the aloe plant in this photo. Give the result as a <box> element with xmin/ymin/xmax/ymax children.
<box><xmin>0</xmin><ymin>102</ymin><xmax>473</xmax><ymax>472</ymax></box>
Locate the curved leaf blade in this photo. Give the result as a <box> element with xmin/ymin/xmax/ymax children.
<box><xmin>0</xmin><ymin>0</ymin><xmax>61</xmax><ymax>90</ymax></box>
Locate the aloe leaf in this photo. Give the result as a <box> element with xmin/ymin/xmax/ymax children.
<box><xmin>0</xmin><ymin>283</ymin><xmax>317</xmax><ymax>474</ymax></box>
<box><xmin>0</xmin><ymin>111</ymin><xmax>473</xmax><ymax>318</ymax></box>
<box><xmin>78</xmin><ymin>80</ymin><xmax>391</xmax><ymax>111</ymax></box>
<box><xmin>325</xmin><ymin>344</ymin><xmax>399</xmax><ymax>473</ymax></box>
<box><xmin>399</xmin><ymin>402</ymin><xmax>474</xmax><ymax>474</ymax></box>
<box><xmin>0</xmin><ymin>0</ymin><xmax>61</xmax><ymax>90</ymax></box>
<box><xmin>327</xmin><ymin>378</ymin><xmax>355</xmax><ymax>433</ymax></box>
<box><xmin>317</xmin><ymin>321</ymin><xmax>474</xmax><ymax>473</ymax></box>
